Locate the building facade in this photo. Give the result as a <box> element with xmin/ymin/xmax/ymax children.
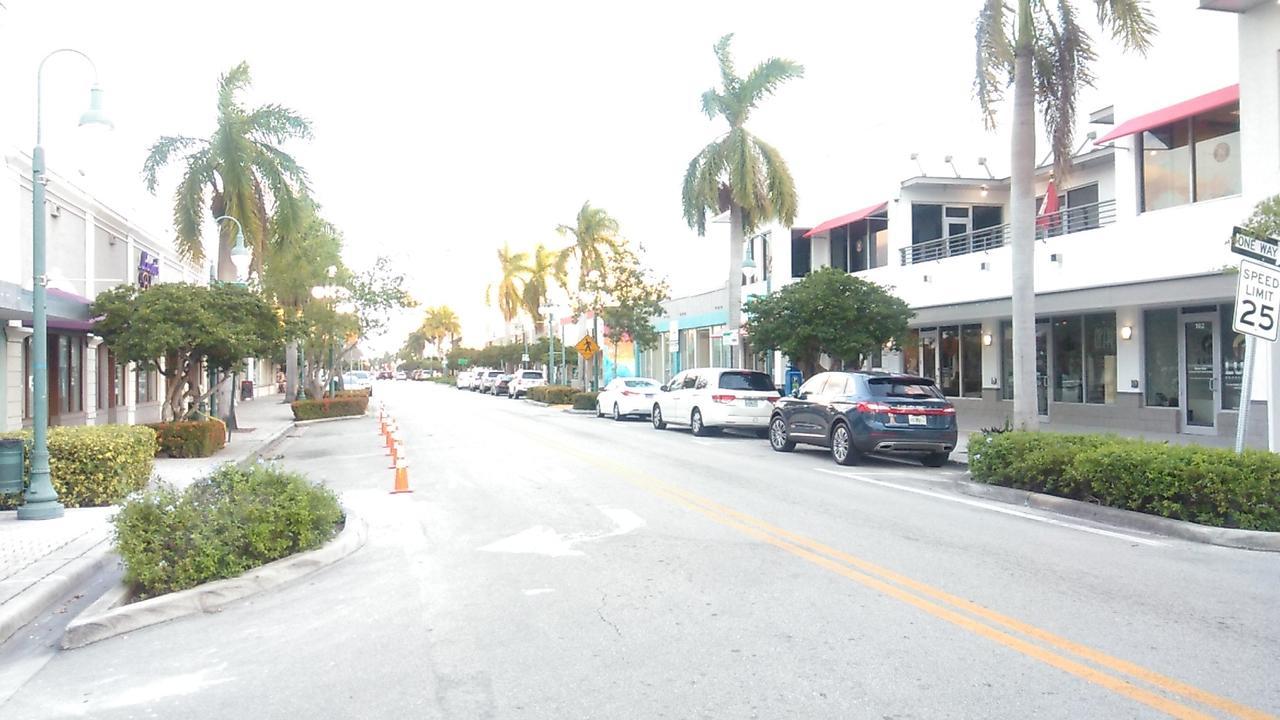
<box><xmin>0</xmin><ymin>151</ymin><xmax>206</xmax><ymax>432</ymax></box>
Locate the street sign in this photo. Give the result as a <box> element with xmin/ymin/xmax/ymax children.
<box><xmin>575</xmin><ymin>335</ymin><xmax>600</xmax><ymax>357</ymax></box>
<box><xmin>1231</xmin><ymin>226</ymin><xmax>1280</xmax><ymax>266</ymax></box>
<box><xmin>457</xmin><ymin>358</ymin><xmax>469</xmax><ymax>366</ymax></box>
<box><xmin>521</xmin><ymin>353</ymin><xmax>530</xmax><ymax>362</ymax></box>
<box><xmin>1233</xmin><ymin>259</ymin><xmax>1280</xmax><ymax>342</ymax></box>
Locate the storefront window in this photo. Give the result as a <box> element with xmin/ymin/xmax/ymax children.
<box><xmin>1193</xmin><ymin>106</ymin><xmax>1242</xmax><ymax>202</ymax></box>
<box><xmin>1084</xmin><ymin>314</ymin><xmax>1116</xmax><ymax>404</ymax></box>
<box><xmin>57</xmin><ymin>336</ymin><xmax>71</xmax><ymax>414</ymax></box>
<box><xmin>679</xmin><ymin>328</ymin><xmax>696</xmax><ymax>372</ymax></box>
<box><xmin>1000</xmin><ymin>320</ymin><xmax>1014</xmax><ymax>400</ymax></box>
<box><xmin>961</xmin><ymin>325</ymin><xmax>982</xmax><ymax>398</ymax></box>
<box><xmin>903</xmin><ymin>329</ymin><xmax>920</xmax><ymax>376</ymax></box>
<box><xmin>921</xmin><ymin>331</ymin><xmax>937</xmax><ymax>381</ymax></box>
<box><xmin>68</xmin><ymin>337</ymin><xmax>82</xmax><ymax>413</ymax></box>
<box><xmin>938</xmin><ymin>326</ymin><xmax>960</xmax><ymax>396</ymax></box>
<box><xmin>1144</xmin><ymin>308</ymin><xmax>1179</xmax><ymax>408</ymax></box>
<box><xmin>1052</xmin><ymin>317</ymin><xmax>1084</xmax><ymax>402</ymax></box>
<box><xmin>1220</xmin><ymin>304</ymin><xmax>1245</xmax><ymax>410</ymax></box>
<box><xmin>1140</xmin><ymin>103</ymin><xmax>1240</xmax><ymax>212</ymax></box>
<box><xmin>1141</xmin><ymin>123</ymin><xmax>1192</xmax><ymax>211</ymax></box>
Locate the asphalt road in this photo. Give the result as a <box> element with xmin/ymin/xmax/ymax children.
<box><xmin>3</xmin><ymin>381</ymin><xmax>1278</xmax><ymax>719</ymax></box>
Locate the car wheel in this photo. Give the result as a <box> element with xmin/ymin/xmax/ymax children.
<box><xmin>690</xmin><ymin>408</ymin><xmax>713</xmax><ymax>437</ymax></box>
<box><xmin>613</xmin><ymin>403</ymin><xmax>623</xmax><ymax>422</ymax></box>
<box><xmin>921</xmin><ymin>452</ymin><xmax>949</xmax><ymax>468</ymax></box>
<box><xmin>831</xmin><ymin>423</ymin><xmax>861</xmax><ymax>466</ymax></box>
<box><xmin>595</xmin><ymin>402</ymin><xmax>604</xmax><ymax>418</ymax></box>
<box><xmin>769</xmin><ymin>416</ymin><xmax>795</xmax><ymax>452</ymax></box>
<box><xmin>652</xmin><ymin>405</ymin><xmax>667</xmax><ymax>430</ymax></box>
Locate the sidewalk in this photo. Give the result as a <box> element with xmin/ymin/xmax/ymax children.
<box><xmin>0</xmin><ymin>394</ymin><xmax>296</xmax><ymax>646</ymax></box>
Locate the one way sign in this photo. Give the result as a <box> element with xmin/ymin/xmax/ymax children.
<box><xmin>1234</xmin><ymin>259</ymin><xmax>1280</xmax><ymax>342</ymax></box>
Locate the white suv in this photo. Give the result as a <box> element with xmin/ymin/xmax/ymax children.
<box><xmin>455</xmin><ymin>370</ymin><xmax>473</xmax><ymax>389</ymax></box>
<box><xmin>509</xmin><ymin>370</ymin><xmax>546</xmax><ymax>399</ymax></box>
<box><xmin>651</xmin><ymin>368</ymin><xmax>779</xmax><ymax>436</ymax></box>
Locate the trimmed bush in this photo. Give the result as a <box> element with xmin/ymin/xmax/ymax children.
<box><xmin>145</xmin><ymin>419</ymin><xmax>227</xmax><ymax>458</ymax></box>
<box><xmin>291</xmin><ymin>395</ymin><xmax>369</xmax><ymax>421</ymax></box>
<box><xmin>114</xmin><ymin>464</ymin><xmax>342</xmax><ymax>598</ymax></box>
<box><xmin>0</xmin><ymin>425</ymin><xmax>157</xmax><ymax>510</ymax></box>
<box><xmin>572</xmin><ymin>391</ymin><xmax>599</xmax><ymax>410</ymax></box>
<box><xmin>427</xmin><ymin>375</ymin><xmax>453</xmax><ymax>385</ymax></box>
<box><xmin>326</xmin><ymin>389</ymin><xmax>369</xmax><ymax>399</ymax></box>
<box><xmin>969</xmin><ymin>431</ymin><xmax>1280</xmax><ymax>531</ymax></box>
<box><xmin>527</xmin><ymin>385</ymin><xmax>577</xmax><ymax>404</ymax></box>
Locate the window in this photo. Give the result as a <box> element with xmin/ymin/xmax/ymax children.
<box><xmin>961</xmin><ymin>325</ymin><xmax>983</xmax><ymax>398</ymax></box>
<box><xmin>903</xmin><ymin>329</ymin><xmax>920</xmax><ymax>376</ymax></box>
<box><xmin>867</xmin><ymin>378</ymin><xmax>944</xmax><ymax>399</ymax></box>
<box><xmin>624</xmin><ymin>379</ymin><xmax>657</xmax><ymax>388</ymax></box>
<box><xmin>1220</xmin><ymin>304</ymin><xmax>1245</xmax><ymax>411</ymax></box>
<box><xmin>1084</xmin><ymin>314</ymin><xmax>1117</xmax><ymax>404</ymax></box>
<box><xmin>820</xmin><ymin>374</ymin><xmax>850</xmax><ymax>396</ymax></box>
<box><xmin>972</xmin><ymin>205</ymin><xmax>1003</xmax><ymax>230</ymax></box>
<box><xmin>1000</xmin><ymin>320</ymin><xmax>1014</xmax><ymax>401</ymax></box>
<box><xmin>718</xmin><ymin>371</ymin><xmax>774</xmax><ymax>391</ymax></box>
<box><xmin>1139</xmin><ymin>102</ymin><xmax>1240</xmax><ymax>212</ymax></box>
<box><xmin>921</xmin><ymin>331</ymin><xmax>937</xmax><ymax>380</ymax></box>
<box><xmin>911</xmin><ymin>204</ymin><xmax>943</xmax><ymax>245</ymax></box>
<box><xmin>849</xmin><ymin>222</ymin><xmax>867</xmax><ymax>273</ymax></box>
<box><xmin>1144</xmin><ymin>308</ymin><xmax>1179</xmax><ymax>408</ymax></box>
<box><xmin>23</xmin><ymin>333</ymin><xmax>84</xmax><ymax>418</ymax></box>
<box><xmin>797</xmin><ymin>373</ymin><xmax>827</xmax><ymax>397</ymax></box>
<box><xmin>830</xmin><ymin>224</ymin><xmax>849</xmax><ymax>272</ymax></box>
<box><xmin>1052</xmin><ymin>317</ymin><xmax>1084</xmax><ymax>402</ymax></box>
<box><xmin>791</xmin><ymin>233</ymin><xmax>811</xmax><ymax>278</ymax></box>
<box><xmin>679</xmin><ymin>329</ymin><xmax>696</xmax><ymax>372</ymax></box>
<box><xmin>685</xmin><ymin>373</ymin><xmax>700</xmax><ymax>390</ymax></box>
<box><xmin>869</xmin><ymin>218</ymin><xmax>889</xmax><ymax>270</ymax></box>
<box><xmin>938</xmin><ymin>326</ymin><xmax>960</xmax><ymax>396</ymax></box>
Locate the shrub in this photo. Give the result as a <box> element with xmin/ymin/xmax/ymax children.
<box><xmin>0</xmin><ymin>425</ymin><xmax>157</xmax><ymax>510</ymax></box>
<box><xmin>528</xmin><ymin>385</ymin><xmax>577</xmax><ymax>404</ymax></box>
<box><xmin>291</xmin><ymin>395</ymin><xmax>369</xmax><ymax>421</ymax></box>
<box><xmin>572</xmin><ymin>391</ymin><xmax>599</xmax><ymax>410</ymax></box>
<box><xmin>527</xmin><ymin>385</ymin><xmax>548</xmax><ymax>402</ymax></box>
<box><xmin>427</xmin><ymin>375</ymin><xmax>453</xmax><ymax>385</ymax></box>
<box><xmin>326</xmin><ymin>389</ymin><xmax>369</xmax><ymax>399</ymax></box>
<box><xmin>145</xmin><ymin>419</ymin><xmax>226</xmax><ymax>458</ymax></box>
<box><xmin>968</xmin><ymin>431</ymin><xmax>1280</xmax><ymax>531</ymax></box>
<box><xmin>114</xmin><ymin>464</ymin><xmax>343</xmax><ymax>598</ymax></box>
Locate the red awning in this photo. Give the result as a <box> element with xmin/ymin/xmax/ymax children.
<box><xmin>1095</xmin><ymin>84</ymin><xmax>1239</xmax><ymax>145</ymax></box>
<box><xmin>802</xmin><ymin>201</ymin><xmax>888</xmax><ymax>239</ymax></box>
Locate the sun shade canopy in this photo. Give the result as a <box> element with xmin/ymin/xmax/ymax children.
<box><xmin>803</xmin><ymin>201</ymin><xmax>889</xmax><ymax>239</ymax></box>
<box><xmin>1095</xmin><ymin>85</ymin><xmax>1239</xmax><ymax>145</ymax></box>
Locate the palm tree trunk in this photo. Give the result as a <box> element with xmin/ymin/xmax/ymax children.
<box><xmin>727</xmin><ymin>202</ymin><xmax>745</xmax><ymax>368</ymax></box>
<box><xmin>1010</xmin><ymin>0</ymin><xmax>1038</xmax><ymax>430</ymax></box>
<box><xmin>285</xmin><ymin>341</ymin><xmax>299</xmax><ymax>401</ymax></box>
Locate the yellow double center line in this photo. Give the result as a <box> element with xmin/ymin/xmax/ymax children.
<box><xmin>539</xmin><ymin>432</ymin><xmax>1275</xmax><ymax>720</ymax></box>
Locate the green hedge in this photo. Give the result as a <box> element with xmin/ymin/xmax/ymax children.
<box><xmin>0</xmin><ymin>425</ymin><xmax>157</xmax><ymax>510</ymax></box>
<box><xmin>114</xmin><ymin>464</ymin><xmax>342</xmax><ymax>598</ymax></box>
<box><xmin>427</xmin><ymin>375</ymin><xmax>453</xmax><ymax>385</ymax></box>
<box><xmin>527</xmin><ymin>385</ymin><xmax>577</xmax><ymax>404</ymax></box>
<box><xmin>572</xmin><ymin>391</ymin><xmax>599</xmax><ymax>410</ymax></box>
<box><xmin>969</xmin><ymin>431</ymin><xmax>1280</xmax><ymax>531</ymax></box>
<box><xmin>145</xmin><ymin>419</ymin><xmax>226</xmax><ymax>458</ymax></box>
<box><xmin>291</xmin><ymin>395</ymin><xmax>369</xmax><ymax>421</ymax></box>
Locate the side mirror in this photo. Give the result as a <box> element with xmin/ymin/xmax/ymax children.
<box><xmin>793</xmin><ymin>389</ymin><xmax>807</xmax><ymax>400</ymax></box>
<box><xmin>660</xmin><ymin>385</ymin><xmax>669</xmax><ymax>392</ymax></box>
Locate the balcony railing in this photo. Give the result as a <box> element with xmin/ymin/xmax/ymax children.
<box><xmin>899</xmin><ymin>198</ymin><xmax>1117</xmax><ymax>266</ymax></box>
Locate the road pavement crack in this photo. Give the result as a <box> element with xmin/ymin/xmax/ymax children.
<box><xmin>596</xmin><ymin>590</ymin><xmax>622</xmax><ymax>638</ymax></box>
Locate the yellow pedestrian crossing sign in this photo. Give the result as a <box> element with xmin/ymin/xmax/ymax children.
<box><xmin>575</xmin><ymin>335</ymin><xmax>600</xmax><ymax>357</ymax></box>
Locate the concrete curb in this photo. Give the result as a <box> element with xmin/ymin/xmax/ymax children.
<box><xmin>951</xmin><ymin>477</ymin><xmax>1280</xmax><ymax>552</ymax></box>
<box><xmin>291</xmin><ymin>413</ymin><xmax>368</xmax><ymax>428</ymax></box>
<box><xmin>61</xmin><ymin>511</ymin><xmax>368</xmax><ymax>649</ymax></box>
<box><xmin>565</xmin><ymin>408</ymin><xmax>596</xmax><ymax>415</ymax></box>
<box><xmin>523</xmin><ymin>399</ymin><xmax>551</xmax><ymax>407</ymax></box>
<box><xmin>0</xmin><ymin>538</ymin><xmax>116</xmax><ymax>646</ymax></box>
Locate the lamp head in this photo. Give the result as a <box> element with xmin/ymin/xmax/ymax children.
<box><xmin>742</xmin><ymin>255</ymin><xmax>757</xmax><ymax>270</ymax></box>
<box><xmin>230</xmin><ymin>230</ymin><xmax>251</xmax><ymax>279</ymax></box>
<box><xmin>78</xmin><ymin>85</ymin><xmax>113</xmax><ymax>129</ymax></box>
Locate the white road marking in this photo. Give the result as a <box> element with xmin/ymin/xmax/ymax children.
<box><xmin>523</xmin><ymin>588</ymin><xmax>555</xmax><ymax>596</ymax></box>
<box><xmin>813</xmin><ymin>468</ymin><xmax>1166</xmax><ymax>547</ymax></box>
<box><xmin>480</xmin><ymin>506</ymin><xmax>646</xmax><ymax>557</ymax></box>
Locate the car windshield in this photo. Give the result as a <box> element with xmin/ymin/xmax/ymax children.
<box><xmin>866</xmin><ymin>377</ymin><xmax>945</xmax><ymax>399</ymax></box>
<box><xmin>718</xmin><ymin>372</ymin><xmax>774</xmax><ymax>391</ymax></box>
<box><xmin>522</xmin><ymin>372</ymin><xmax>542</xmax><ymax>379</ymax></box>
<box><xmin>488</xmin><ymin>371</ymin><xmax>502</xmax><ymax>377</ymax></box>
<box><xmin>624</xmin><ymin>379</ymin><xmax>657</xmax><ymax>388</ymax></box>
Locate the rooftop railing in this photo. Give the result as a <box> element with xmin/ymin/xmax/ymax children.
<box><xmin>899</xmin><ymin>198</ymin><xmax>1116</xmax><ymax>266</ymax></box>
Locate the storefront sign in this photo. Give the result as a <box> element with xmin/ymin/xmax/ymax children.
<box><xmin>1230</xmin><ymin>226</ymin><xmax>1279</xmax><ymax>267</ymax></box>
<box><xmin>137</xmin><ymin>251</ymin><xmax>160</xmax><ymax>288</ymax></box>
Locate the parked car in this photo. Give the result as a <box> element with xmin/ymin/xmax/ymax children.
<box><xmin>343</xmin><ymin>370</ymin><xmax>374</xmax><ymax>395</ymax></box>
<box><xmin>596</xmin><ymin>377</ymin><xmax>660</xmax><ymax>420</ymax></box>
<box><xmin>509</xmin><ymin>369</ymin><xmax>546</xmax><ymax>399</ymax></box>
<box><xmin>468</xmin><ymin>368</ymin><xmax>489</xmax><ymax>391</ymax></box>
<box><xmin>413</xmin><ymin>369</ymin><xmax>429</xmax><ymax>381</ymax></box>
<box><xmin>479</xmin><ymin>369</ymin><xmax>504</xmax><ymax>393</ymax></box>
<box><xmin>651</xmin><ymin>368</ymin><xmax>778</xmax><ymax>436</ymax></box>
<box><xmin>767</xmin><ymin>371</ymin><xmax>956</xmax><ymax>467</ymax></box>
<box><xmin>456</xmin><ymin>370</ymin><xmax>474</xmax><ymax>389</ymax></box>
<box><xmin>377</xmin><ymin>370</ymin><xmax>392</xmax><ymax>380</ymax></box>
<box><xmin>394</xmin><ymin>371</ymin><xmax>407</xmax><ymax>381</ymax></box>
<box><xmin>492</xmin><ymin>373</ymin><xmax>513</xmax><ymax>396</ymax></box>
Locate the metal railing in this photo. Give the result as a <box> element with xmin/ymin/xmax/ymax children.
<box><xmin>899</xmin><ymin>198</ymin><xmax>1117</xmax><ymax>266</ymax></box>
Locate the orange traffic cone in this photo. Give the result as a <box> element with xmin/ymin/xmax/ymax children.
<box><xmin>388</xmin><ymin>438</ymin><xmax>400</xmax><ymax>468</ymax></box>
<box><xmin>390</xmin><ymin>456</ymin><xmax>412</xmax><ymax>494</ymax></box>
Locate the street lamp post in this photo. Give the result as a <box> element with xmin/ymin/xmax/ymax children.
<box><xmin>19</xmin><ymin>50</ymin><xmax>112</xmax><ymax>521</ymax></box>
<box><xmin>587</xmin><ymin>270</ymin><xmax>604</xmax><ymax>392</ymax></box>
<box><xmin>539</xmin><ymin>305</ymin><xmax>556</xmax><ymax>384</ymax></box>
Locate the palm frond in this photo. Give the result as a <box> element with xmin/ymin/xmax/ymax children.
<box><xmin>172</xmin><ymin>157</ymin><xmax>211</xmax><ymax>262</ymax></box>
<box><xmin>752</xmin><ymin>136</ymin><xmax>799</xmax><ymax>228</ymax></box>
<box><xmin>247</xmin><ymin>104</ymin><xmax>314</xmax><ymax>144</ymax></box>
<box><xmin>1094</xmin><ymin>0</ymin><xmax>1156</xmax><ymax>55</ymax></box>
<box><xmin>142</xmin><ymin>135</ymin><xmax>204</xmax><ymax>194</ymax></box>
<box><xmin>1035</xmin><ymin>1</ymin><xmax>1097</xmax><ymax>180</ymax></box>
<box><xmin>217</xmin><ymin>61</ymin><xmax>252</xmax><ymax>117</ymax></box>
<box><xmin>700</xmin><ymin>89</ymin><xmax>727</xmax><ymax>121</ymax></box>
<box><xmin>740</xmin><ymin>57</ymin><xmax>805</xmax><ymax>112</ymax></box>
<box><xmin>974</xmin><ymin>0</ymin><xmax>1015</xmax><ymax>130</ymax></box>
<box><xmin>713</xmin><ymin>34</ymin><xmax>740</xmax><ymax>94</ymax></box>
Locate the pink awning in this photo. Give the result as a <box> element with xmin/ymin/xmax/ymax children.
<box><xmin>1095</xmin><ymin>84</ymin><xmax>1239</xmax><ymax>145</ymax></box>
<box><xmin>802</xmin><ymin>201</ymin><xmax>888</xmax><ymax>239</ymax></box>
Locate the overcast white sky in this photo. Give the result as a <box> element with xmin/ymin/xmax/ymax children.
<box><xmin>0</xmin><ymin>1</ymin><xmax>1240</xmax><ymax>354</ymax></box>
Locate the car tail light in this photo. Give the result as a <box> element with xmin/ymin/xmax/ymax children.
<box><xmin>621</xmin><ymin>390</ymin><xmax>637</xmax><ymax>397</ymax></box>
<box><xmin>856</xmin><ymin>401</ymin><xmax>892</xmax><ymax>414</ymax></box>
<box><xmin>711</xmin><ymin>394</ymin><xmax>736</xmax><ymax>404</ymax></box>
<box><xmin>940</xmin><ymin>406</ymin><xmax>956</xmax><ymax>415</ymax></box>
<box><xmin>766</xmin><ymin>395</ymin><xmax>780</xmax><ymax>404</ymax></box>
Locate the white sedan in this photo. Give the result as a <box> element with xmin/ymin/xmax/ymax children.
<box><xmin>595</xmin><ymin>377</ymin><xmax>661</xmax><ymax>420</ymax></box>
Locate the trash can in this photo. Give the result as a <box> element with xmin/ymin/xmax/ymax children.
<box><xmin>0</xmin><ymin>438</ymin><xmax>25</xmax><ymax>495</ymax></box>
<box><xmin>240</xmin><ymin>379</ymin><xmax>254</xmax><ymax>400</ymax></box>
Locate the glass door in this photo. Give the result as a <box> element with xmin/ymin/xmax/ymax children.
<box><xmin>1181</xmin><ymin>315</ymin><xmax>1219</xmax><ymax>433</ymax></box>
<box><xmin>1036</xmin><ymin>324</ymin><xmax>1050</xmax><ymax>417</ymax></box>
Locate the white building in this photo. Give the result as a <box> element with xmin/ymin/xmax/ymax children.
<box><xmin>0</xmin><ymin>150</ymin><xmax>206</xmax><ymax>431</ymax></box>
<box><xmin>646</xmin><ymin>1</ymin><xmax>1280</xmax><ymax>445</ymax></box>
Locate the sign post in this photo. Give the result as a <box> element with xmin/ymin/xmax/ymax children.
<box><xmin>1230</xmin><ymin>227</ymin><xmax>1280</xmax><ymax>453</ymax></box>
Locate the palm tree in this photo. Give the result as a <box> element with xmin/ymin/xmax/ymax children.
<box><xmin>682</xmin><ymin>34</ymin><xmax>803</xmax><ymax>368</ymax></box>
<box><xmin>522</xmin><ymin>243</ymin><xmax>563</xmax><ymax>334</ymax></box>
<box><xmin>421</xmin><ymin>305</ymin><xmax>462</xmax><ymax>357</ymax></box>
<box><xmin>487</xmin><ymin>244</ymin><xmax>529</xmax><ymax>326</ymax></box>
<box><xmin>976</xmin><ymin>0</ymin><xmax>1155</xmax><ymax>429</ymax></box>
<box><xmin>143</xmin><ymin>61</ymin><xmax>312</xmax><ymax>282</ymax></box>
<box><xmin>556</xmin><ymin>202</ymin><xmax>621</xmax><ymax>290</ymax></box>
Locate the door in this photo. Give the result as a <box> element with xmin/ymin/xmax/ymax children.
<box><xmin>672</xmin><ymin>371</ymin><xmax>699</xmax><ymax>423</ymax></box>
<box><xmin>1181</xmin><ymin>315</ymin><xmax>1219</xmax><ymax>433</ymax></box>
<box><xmin>786</xmin><ymin>373</ymin><xmax>828</xmax><ymax>437</ymax></box>
<box><xmin>1036</xmin><ymin>324</ymin><xmax>1050</xmax><ymax>417</ymax></box>
<box><xmin>920</xmin><ymin>330</ymin><xmax>938</xmax><ymax>382</ymax></box>
<box><xmin>813</xmin><ymin>374</ymin><xmax>851</xmax><ymax>443</ymax></box>
<box><xmin>944</xmin><ymin>206</ymin><xmax>972</xmax><ymax>254</ymax></box>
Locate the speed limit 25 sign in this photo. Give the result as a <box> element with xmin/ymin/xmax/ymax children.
<box><xmin>1234</xmin><ymin>259</ymin><xmax>1280</xmax><ymax>342</ymax></box>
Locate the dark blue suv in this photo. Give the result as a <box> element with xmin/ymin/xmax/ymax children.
<box><xmin>767</xmin><ymin>371</ymin><xmax>957</xmax><ymax>467</ymax></box>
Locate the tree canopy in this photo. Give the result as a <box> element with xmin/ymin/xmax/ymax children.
<box><xmin>744</xmin><ymin>267</ymin><xmax>913</xmax><ymax>377</ymax></box>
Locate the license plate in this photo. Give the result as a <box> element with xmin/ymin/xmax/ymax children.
<box><xmin>745</xmin><ymin>399</ymin><xmax>759</xmax><ymax>407</ymax></box>
<box><xmin>644</xmin><ymin>394</ymin><xmax>654</xmax><ymax>399</ymax></box>
<box><xmin>908</xmin><ymin>414</ymin><xmax>927</xmax><ymax>426</ymax></box>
